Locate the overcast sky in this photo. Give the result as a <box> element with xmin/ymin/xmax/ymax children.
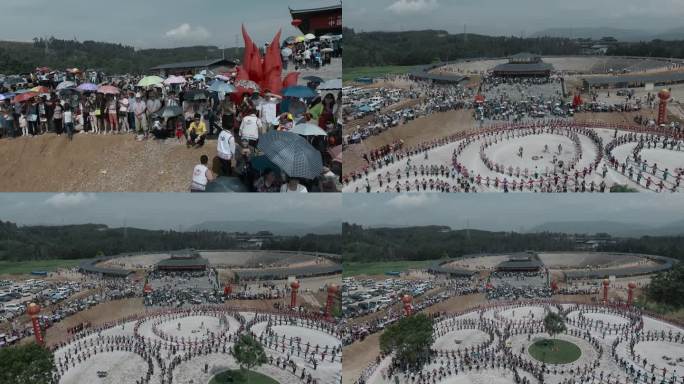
<box><xmin>343</xmin><ymin>194</ymin><xmax>684</xmax><ymax>231</ymax></box>
<box><xmin>0</xmin><ymin>0</ymin><xmax>338</xmax><ymax>49</ymax></box>
<box><xmin>344</xmin><ymin>0</ymin><xmax>684</xmax><ymax>36</ymax></box>
<box><xmin>0</xmin><ymin>193</ymin><xmax>340</xmax><ymax>230</ymax></box>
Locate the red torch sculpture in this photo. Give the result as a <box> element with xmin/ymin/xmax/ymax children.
<box><xmin>290</xmin><ymin>280</ymin><xmax>300</xmax><ymax>308</ymax></box>
<box><xmin>401</xmin><ymin>294</ymin><xmax>413</xmax><ymax>317</ymax></box>
<box><xmin>627</xmin><ymin>281</ymin><xmax>637</xmax><ymax>307</ymax></box>
<box><xmin>27</xmin><ymin>303</ymin><xmax>44</xmax><ymax>345</ymax></box>
<box><xmin>657</xmin><ymin>89</ymin><xmax>671</xmax><ymax>125</ymax></box>
<box><xmin>325</xmin><ymin>284</ymin><xmax>338</xmax><ymax>319</ymax></box>
<box><xmin>602</xmin><ymin>279</ymin><xmax>610</xmax><ymax>304</ymax></box>
<box><xmin>550</xmin><ymin>280</ymin><xmax>559</xmax><ymax>293</ymax></box>
<box><xmin>224</xmin><ymin>282</ymin><xmax>232</xmax><ymax>296</ymax></box>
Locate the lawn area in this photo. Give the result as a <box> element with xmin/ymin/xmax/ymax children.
<box><xmin>0</xmin><ymin>259</ymin><xmax>87</xmax><ymax>275</ymax></box>
<box><xmin>343</xmin><ymin>65</ymin><xmax>415</xmax><ymax>82</ymax></box>
<box><xmin>528</xmin><ymin>339</ymin><xmax>581</xmax><ymax>364</ymax></box>
<box><xmin>343</xmin><ymin>260</ymin><xmax>434</xmax><ymax>277</ymax></box>
<box><xmin>209</xmin><ymin>369</ymin><xmax>278</xmax><ymax>384</ymax></box>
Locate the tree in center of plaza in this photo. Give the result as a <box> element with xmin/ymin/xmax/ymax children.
<box><xmin>543</xmin><ymin>312</ymin><xmax>567</xmax><ymax>350</ymax></box>
<box><xmin>232</xmin><ymin>334</ymin><xmax>268</xmax><ymax>384</ymax></box>
<box><xmin>380</xmin><ymin>313</ymin><xmax>434</xmax><ymax>371</ymax></box>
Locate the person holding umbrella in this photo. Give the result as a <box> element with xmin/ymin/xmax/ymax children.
<box><xmin>280</xmin><ymin>177</ymin><xmax>308</xmax><ymax>193</ymax></box>
<box><xmin>217</xmin><ymin>124</ymin><xmax>236</xmax><ymax>176</ymax></box>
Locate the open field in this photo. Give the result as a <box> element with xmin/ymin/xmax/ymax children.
<box><xmin>343</xmin><ymin>260</ymin><xmax>434</xmax><ymax>277</ymax></box>
<box><xmin>0</xmin><ymin>259</ymin><xmax>86</xmax><ymax>275</ymax></box>
<box><xmin>343</xmin><ymin>65</ymin><xmax>414</xmax><ymax>82</ymax></box>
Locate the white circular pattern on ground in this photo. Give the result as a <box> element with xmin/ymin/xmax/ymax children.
<box><xmin>497</xmin><ymin>305</ymin><xmax>554</xmax><ymax>322</ymax></box>
<box><xmin>433</xmin><ymin>329</ymin><xmax>490</xmax><ymax>351</ymax></box>
<box><xmin>633</xmin><ymin>341</ymin><xmax>684</xmax><ymax>370</ymax></box>
<box><xmin>251</xmin><ymin>322</ymin><xmax>341</xmax><ymax>348</ymax></box>
<box><xmin>343</xmin><ymin>123</ymin><xmax>684</xmax><ymax>193</ymax></box>
<box><xmin>566</xmin><ymin>310</ymin><xmax>631</xmax><ymax>327</ymax></box>
<box><xmin>156</xmin><ymin>315</ymin><xmax>225</xmax><ymax>340</ymax></box>
<box><xmin>59</xmin><ymin>351</ymin><xmax>148</xmax><ymax>384</ymax></box>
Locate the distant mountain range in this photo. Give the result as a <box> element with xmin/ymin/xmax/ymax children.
<box><xmin>186</xmin><ymin>220</ymin><xmax>341</xmax><ymax>236</ymax></box>
<box><xmin>531</xmin><ymin>27</ymin><xmax>684</xmax><ymax>42</ymax></box>
<box><xmin>529</xmin><ymin>219</ymin><xmax>684</xmax><ymax>237</ymax></box>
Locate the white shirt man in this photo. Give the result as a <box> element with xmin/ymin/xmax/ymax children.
<box><xmin>239</xmin><ymin>113</ymin><xmax>262</xmax><ymax>142</ymax></box>
<box><xmin>217</xmin><ymin>129</ymin><xmax>236</xmax><ymax>161</ymax></box>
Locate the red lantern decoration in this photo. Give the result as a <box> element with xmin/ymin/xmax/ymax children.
<box><xmin>602</xmin><ymin>279</ymin><xmax>610</xmax><ymax>304</ymax></box>
<box><xmin>290</xmin><ymin>280</ymin><xmax>300</xmax><ymax>308</ymax></box>
<box><xmin>401</xmin><ymin>294</ymin><xmax>413</xmax><ymax>316</ymax></box>
<box><xmin>627</xmin><ymin>282</ymin><xmax>637</xmax><ymax>307</ymax></box>
<box><xmin>291</xmin><ymin>19</ymin><xmax>302</xmax><ymax>28</ymax></box>
<box><xmin>26</xmin><ymin>303</ymin><xmax>44</xmax><ymax>345</ymax></box>
<box><xmin>325</xmin><ymin>284</ymin><xmax>338</xmax><ymax>319</ymax></box>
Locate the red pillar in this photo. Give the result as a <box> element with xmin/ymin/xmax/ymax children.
<box><xmin>223</xmin><ymin>282</ymin><xmax>232</xmax><ymax>296</ymax></box>
<box><xmin>657</xmin><ymin>89</ymin><xmax>670</xmax><ymax>125</ymax></box>
<box><xmin>627</xmin><ymin>282</ymin><xmax>636</xmax><ymax>307</ymax></box>
<box><xmin>401</xmin><ymin>294</ymin><xmax>413</xmax><ymax>316</ymax></box>
<box><xmin>325</xmin><ymin>284</ymin><xmax>338</xmax><ymax>319</ymax></box>
<box><xmin>290</xmin><ymin>280</ymin><xmax>300</xmax><ymax>308</ymax></box>
<box><xmin>26</xmin><ymin>303</ymin><xmax>44</xmax><ymax>345</ymax></box>
<box><xmin>602</xmin><ymin>279</ymin><xmax>610</xmax><ymax>304</ymax></box>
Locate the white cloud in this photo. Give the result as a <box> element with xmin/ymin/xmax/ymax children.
<box><xmin>386</xmin><ymin>194</ymin><xmax>435</xmax><ymax>209</ymax></box>
<box><xmin>387</xmin><ymin>0</ymin><xmax>438</xmax><ymax>14</ymax></box>
<box><xmin>164</xmin><ymin>23</ymin><xmax>211</xmax><ymax>42</ymax></box>
<box><xmin>44</xmin><ymin>193</ymin><xmax>97</xmax><ymax>209</ymax></box>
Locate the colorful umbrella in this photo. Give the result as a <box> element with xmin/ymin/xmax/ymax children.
<box><xmin>137</xmin><ymin>76</ymin><xmax>164</xmax><ymax>87</ymax></box>
<box><xmin>30</xmin><ymin>86</ymin><xmax>50</xmax><ymax>93</ymax></box>
<box><xmin>163</xmin><ymin>76</ymin><xmax>186</xmax><ymax>85</ymax></box>
<box><xmin>283</xmin><ymin>85</ymin><xmax>316</xmax><ymax>99</ymax></box>
<box><xmin>97</xmin><ymin>85</ymin><xmax>120</xmax><ymax>95</ymax></box>
<box><xmin>77</xmin><ymin>83</ymin><xmax>98</xmax><ymax>92</ymax></box>
<box><xmin>235</xmin><ymin>80</ymin><xmax>260</xmax><ymax>92</ymax></box>
<box><xmin>12</xmin><ymin>92</ymin><xmax>39</xmax><ymax>103</ymax></box>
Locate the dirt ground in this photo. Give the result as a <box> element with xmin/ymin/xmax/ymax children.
<box><xmin>344</xmin><ymin>109</ymin><xmax>475</xmax><ymax>172</ymax></box>
<box><xmin>0</xmin><ymin>133</ymin><xmax>223</xmax><ymax>192</ymax></box>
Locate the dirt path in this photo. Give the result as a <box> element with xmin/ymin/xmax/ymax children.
<box><xmin>0</xmin><ymin>133</ymin><xmax>220</xmax><ymax>192</ymax></box>
<box><xmin>344</xmin><ymin>109</ymin><xmax>475</xmax><ymax>173</ymax></box>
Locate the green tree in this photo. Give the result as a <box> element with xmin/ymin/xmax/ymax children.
<box><xmin>543</xmin><ymin>312</ymin><xmax>567</xmax><ymax>339</ymax></box>
<box><xmin>646</xmin><ymin>264</ymin><xmax>684</xmax><ymax>309</ymax></box>
<box><xmin>232</xmin><ymin>334</ymin><xmax>268</xmax><ymax>384</ymax></box>
<box><xmin>0</xmin><ymin>343</ymin><xmax>55</xmax><ymax>384</ymax></box>
<box><xmin>380</xmin><ymin>313</ymin><xmax>434</xmax><ymax>370</ymax></box>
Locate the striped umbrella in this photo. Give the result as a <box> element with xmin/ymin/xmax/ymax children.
<box><xmin>256</xmin><ymin>131</ymin><xmax>323</xmax><ymax>180</ymax></box>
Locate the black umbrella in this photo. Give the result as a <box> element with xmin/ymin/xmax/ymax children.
<box><xmin>160</xmin><ymin>105</ymin><xmax>183</xmax><ymax>118</ymax></box>
<box><xmin>257</xmin><ymin>131</ymin><xmax>323</xmax><ymax>180</ymax></box>
<box><xmin>302</xmin><ymin>75</ymin><xmax>324</xmax><ymax>83</ymax></box>
<box><xmin>183</xmin><ymin>89</ymin><xmax>209</xmax><ymax>101</ymax></box>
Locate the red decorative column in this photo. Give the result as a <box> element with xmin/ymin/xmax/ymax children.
<box><xmin>550</xmin><ymin>280</ymin><xmax>558</xmax><ymax>293</ymax></box>
<box><xmin>401</xmin><ymin>294</ymin><xmax>413</xmax><ymax>317</ymax></box>
<box><xmin>657</xmin><ymin>89</ymin><xmax>670</xmax><ymax>125</ymax></box>
<box><xmin>325</xmin><ymin>284</ymin><xmax>338</xmax><ymax>319</ymax></box>
<box><xmin>290</xmin><ymin>280</ymin><xmax>300</xmax><ymax>308</ymax></box>
<box><xmin>602</xmin><ymin>279</ymin><xmax>610</xmax><ymax>304</ymax></box>
<box><xmin>627</xmin><ymin>282</ymin><xmax>636</xmax><ymax>307</ymax></box>
<box><xmin>143</xmin><ymin>283</ymin><xmax>153</xmax><ymax>295</ymax></box>
<box><xmin>223</xmin><ymin>282</ymin><xmax>232</xmax><ymax>296</ymax></box>
<box><xmin>26</xmin><ymin>303</ymin><xmax>44</xmax><ymax>345</ymax></box>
